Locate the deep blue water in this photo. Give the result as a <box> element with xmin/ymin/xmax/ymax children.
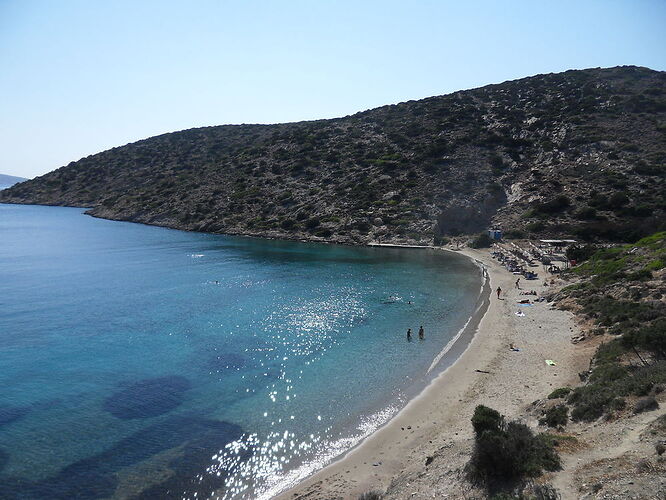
<box><xmin>0</xmin><ymin>204</ymin><xmax>482</xmax><ymax>499</ymax></box>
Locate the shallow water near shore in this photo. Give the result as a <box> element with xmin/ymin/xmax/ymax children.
<box><xmin>0</xmin><ymin>204</ymin><xmax>482</xmax><ymax>499</ymax></box>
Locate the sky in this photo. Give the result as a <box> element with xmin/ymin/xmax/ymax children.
<box><xmin>1</xmin><ymin>1</ymin><xmax>665</xmax><ymax>179</ymax></box>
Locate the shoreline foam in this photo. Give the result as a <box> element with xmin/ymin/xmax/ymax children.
<box><xmin>255</xmin><ymin>249</ymin><xmax>488</xmax><ymax>499</ymax></box>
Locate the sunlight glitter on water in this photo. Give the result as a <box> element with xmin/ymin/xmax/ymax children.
<box><xmin>0</xmin><ymin>204</ymin><xmax>482</xmax><ymax>499</ymax></box>
<box><xmin>207</xmin><ymin>403</ymin><xmax>401</xmax><ymax>500</ymax></box>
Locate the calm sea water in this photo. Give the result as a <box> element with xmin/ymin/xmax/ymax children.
<box><xmin>0</xmin><ymin>204</ymin><xmax>482</xmax><ymax>499</ymax></box>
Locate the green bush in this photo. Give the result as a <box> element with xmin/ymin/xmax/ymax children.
<box><xmin>539</xmin><ymin>405</ymin><xmax>568</xmax><ymax>428</ymax></box>
<box><xmin>547</xmin><ymin>387</ymin><xmax>572</xmax><ymax>399</ymax></box>
<box><xmin>594</xmin><ymin>340</ymin><xmax>625</xmax><ymax>364</ymax></box>
<box><xmin>635</xmin><ymin>232</ymin><xmax>666</xmax><ymax>249</ymax></box>
<box><xmin>645</xmin><ymin>259</ymin><xmax>664</xmax><ymax>271</ymax></box>
<box><xmin>503</xmin><ymin>229</ymin><xmax>526</xmax><ymax>239</ymax></box>
<box><xmin>617</xmin><ymin>362</ymin><xmax>666</xmax><ymax>396</ymax></box>
<box><xmin>627</xmin><ymin>269</ymin><xmax>653</xmax><ymax>281</ymax></box>
<box><xmin>470</xmin><ymin>232</ymin><xmax>493</xmax><ymax>249</ymax></box>
<box><xmin>280</xmin><ymin>218</ymin><xmax>297</xmax><ymax>230</ymax></box>
<box><xmin>568</xmin><ymin>387</ymin><xmax>616</xmax><ymax>421</ymax></box>
<box><xmin>634</xmin><ymin>396</ymin><xmax>659</xmax><ymax>414</ymax></box>
<box><xmin>621</xmin><ymin>319</ymin><xmax>666</xmax><ymax>359</ymax></box>
<box><xmin>568</xmin><ymin>362</ymin><xmax>666</xmax><ymax>421</ymax></box>
<box><xmin>471</xmin><ymin>405</ymin><xmax>504</xmax><ymax>435</ymax></box>
<box><xmin>467</xmin><ymin>406</ymin><xmax>560</xmax><ymax>488</ymax></box>
<box><xmin>579</xmin><ymin>295</ymin><xmax>654</xmax><ymax>325</ymax></box>
<box><xmin>533</xmin><ymin>195</ymin><xmax>570</xmax><ymax>214</ymax></box>
<box><xmin>566</xmin><ymin>244</ymin><xmax>597</xmax><ymax>263</ymax></box>
<box><xmin>608</xmin><ymin>192</ymin><xmax>630</xmax><ymax>209</ymax></box>
<box><xmin>575</xmin><ymin>206</ymin><xmax>598</xmax><ymax>220</ymax></box>
<box><xmin>314</xmin><ymin>228</ymin><xmax>332</xmax><ymax>238</ymax></box>
<box><xmin>526</xmin><ymin>221</ymin><xmax>545</xmax><ymax>233</ymax></box>
<box><xmin>588</xmin><ymin>363</ymin><xmax>628</xmax><ymax>384</ymax></box>
<box><xmin>304</xmin><ymin>217</ymin><xmax>320</xmax><ymax>230</ymax></box>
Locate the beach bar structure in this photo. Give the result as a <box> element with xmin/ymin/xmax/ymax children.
<box><xmin>539</xmin><ymin>239</ymin><xmax>577</xmax><ymax>248</ymax></box>
<box><xmin>539</xmin><ymin>239</ymin><xmax>577</xmax><ymax>269</ymax></box>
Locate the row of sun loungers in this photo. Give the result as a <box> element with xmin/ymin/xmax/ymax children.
<box><xmin>491</xmin><ymin>247</ymin><xmax>539</xmax><ymax>279</ymax></box>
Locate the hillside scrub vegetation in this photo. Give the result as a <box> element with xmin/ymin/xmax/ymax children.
<box><xmin>1</xmin><ymin>66</ymin><xmax>665</xmax><ymax>245</ymax></box>
<box><xmin>554</xmin><ymin>232</ymin><xmax>666</xmax><ymax>422</ymax></box>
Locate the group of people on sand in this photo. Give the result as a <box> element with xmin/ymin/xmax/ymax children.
<box><xmin>498</xmin><ymin>285</ymin><xmax>544</xmax><ymax>302</ymax></box>
<box><xmin>406</xmin><ymin>325</ymin><xmax>425</xmax><ymax>341</ymax></box>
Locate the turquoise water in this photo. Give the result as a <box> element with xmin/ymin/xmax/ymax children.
<box><xmin>0</xmin><ymin>204</ymin><xmax>482</xmax><ymax>499</ymax></box>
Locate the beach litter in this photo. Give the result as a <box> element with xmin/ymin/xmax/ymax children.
<box><xmin>545</xmin><ymin>359</ymin><xmax>557</xmax><ymax>366</ymax></box>
<box><xmin>515</xmin><ymin>311</ymin><xmax>525</xmax><ymax>317</ymax></box>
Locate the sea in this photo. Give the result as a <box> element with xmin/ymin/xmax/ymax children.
<box><xmin>0</xmin><ymin>204</ymin><xmax>483</xmax><ymax>499</ymax></box>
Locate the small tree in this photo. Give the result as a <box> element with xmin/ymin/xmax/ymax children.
<box><xmin>471</xmin><ymin>404</ymin><xmax>504</xmax><ymax>435</ymax></box>
<box><xmin>539</xmin><ymin>405</ymin><xmax>568</xmax><ymax>428</ymax></box>
<box><xmin>566</xmin><ymin>244</ymin><xmax>597</xmax><ymax>263</ymax></box>
<box><xmin>470</xmin><ymin>232</ymin><xmax>493</xmax><ymax>249</ymax></box>
<box><xmin>467</xmin><ymin>405</ymin><xmax>561</xmax><ymax>492</ymax></box>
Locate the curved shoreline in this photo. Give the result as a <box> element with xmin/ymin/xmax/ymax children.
<box><xmin>276</xmin><ymin>246</ymin><xmax>585</xmax><ymax>499</ymax></box>
<box><xmin>273</xmin><ymin>248</ymin><xmax>509</xmax><ymax>499</ymax></box>
<box><xmin>253</xmin><ymin>248</ymin><xmax>488</xmax><ymax>499</ymax></box>
<box><xmin>426</xmin><ymin>256</ymin><xmax>489</xmax><ymax>376</ymax></box>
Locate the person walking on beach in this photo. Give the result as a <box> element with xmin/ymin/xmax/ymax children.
<box><xmin>418</xmin><ymin>325</ymin><xmax>425</xmax><ymax>340</ymax></box>
<box><xmin>407</xmin><ymin>328</ymin><xmax>412</xmax><ymax>341</ymax></box>
<box><xmin>496</xmin><ymin>286</ymin><xmax>502</xmax><ymax>299</ymax></box>
<box><xmin>515</xmin><ymin>278</ymin><xmax>520</xmax><ymax>289</ymax></box>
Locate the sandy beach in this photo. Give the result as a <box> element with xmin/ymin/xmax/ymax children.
<box><xmin>276</xmin><ymin>247</ymin><xmax>590</xmax><ymax>499</ymax></box>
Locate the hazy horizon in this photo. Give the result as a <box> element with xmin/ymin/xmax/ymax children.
<box><xmin>2</xmin><ymin>0</ymin><xmax>665</xmax><ymax>179</ymax></box>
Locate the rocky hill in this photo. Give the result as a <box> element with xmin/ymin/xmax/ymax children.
<box><xmin>2</xmin><ymin>66</ymin><xmax>665</xmax><ymax>244</ymax></box>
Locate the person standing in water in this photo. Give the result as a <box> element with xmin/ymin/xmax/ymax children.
<box><xmin>496</xmin><ymin>286</ymin><xmax>502</xmax><ymax>299</ymax></box>
<box><xmin>407</xmin><ymin>328</ymin><xmax>412</xmax><ymax>341</ymax></box>
<box><xmin>418</xmin><ymin>325</ymin><xmax>425</xmax><ymax>340</ymax></box>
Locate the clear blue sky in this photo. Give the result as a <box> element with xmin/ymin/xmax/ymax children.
<box><xmin>1</xmin><ymin>0</ymin><xmax>665</xmax><ymax>178</ymax></box>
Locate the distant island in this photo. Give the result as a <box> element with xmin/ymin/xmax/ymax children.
<box><xmin>0</xmin><ymin>174</ymin><xmax>28</xmax><ymax>190</ymax></box>
<box><xmin>1</xmin><ymin>65</ymin><xmax>664</xmax><ymax>244</ymax></box>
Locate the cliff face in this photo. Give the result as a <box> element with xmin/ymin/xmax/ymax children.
<box><xmin>2</xmin><ymin>66</ymin><xmax>665</xmax><ymax>244</ymax></box>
